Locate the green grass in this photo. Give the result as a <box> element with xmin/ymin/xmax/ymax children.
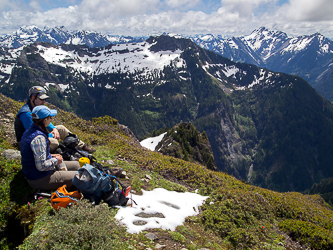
<box><xmin>91</xmin><ymin>146</ymin><xmax>117</xmax><ymax>161</ymax></box>
<box><xmin>169</xmin><ymin>231</ymin><xmax>186</xmax><ymax>243</ymax></box>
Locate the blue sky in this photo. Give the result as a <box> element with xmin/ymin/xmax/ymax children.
<box><xmin>0</xmin><ymin>0</ymin><xmax>332</xmax><ymax>38</ymax></box>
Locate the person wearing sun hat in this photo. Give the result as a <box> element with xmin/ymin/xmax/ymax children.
<box><xmin>14</xmin><ymin>85</ymin><xmax>96</xmax><ymax>153</ymax></box>
<box><xmin>20</xmin><ymin>105</ymin><xmax>80</xmax><ymax>191</ymax></box>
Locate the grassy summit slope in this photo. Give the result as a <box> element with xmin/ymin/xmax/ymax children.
<box><xmin>0</xmin><ymin>93</ymin><xmax>332</xmax><ymax>249</ymax></box>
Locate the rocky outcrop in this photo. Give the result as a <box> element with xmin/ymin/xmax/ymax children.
<box><xmin>155</xmin><ymin>123</ymin><xmax>216</xmax><ymax>171</ymax></box>
<box><xmin>0</xmin><ymin>112</ymin><xmax>17</xmax><ymax>146</ymax></box>
<box><xmin>1</xmin><ymin>149</ymin><xmax>21</xmax><ymax>159</ymax></box>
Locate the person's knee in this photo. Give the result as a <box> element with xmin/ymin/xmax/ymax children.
<box><xmin>64</xmin><ymin>161</ymin><xmax>80</xmax><ymax>171</ymax></box>
<box><xmin>49</xmin><ymin>138</ymin><xmax>59</xmax><ymax>153</ymax></box>
<box><xmin>55</xmin><ymin>125</ymin><xmax>71</xmax><ymax>140</ymax></box>
<box><xmin>56</xmin><ymin>171</ymin><xmax>76</xmax><ymax>187</ymax></box>
<box><xmin>55</xmin><ymin>125</ymin><xmax>67</xmax><ymax>131</ymax></box>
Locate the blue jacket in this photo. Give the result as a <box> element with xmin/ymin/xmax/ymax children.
<box><xmin>15</xmin><ymin>101</ymin><xmax>55</xmax><ymax>142</ymax></box>
<box><xmin>20</xmin><ymin>125</ymin><xmax>54</xmax><ymax>180</ymax></box>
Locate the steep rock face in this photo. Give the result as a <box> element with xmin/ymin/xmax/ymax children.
<box><xmin>314</xmin><ymin>65</ymin><xmax>333</xmax><ymax>101</ymax></box>
<box><xmin>202</xmin><ymin>102</ymin><xmax>250</xmax><ymax>179</ymax></box>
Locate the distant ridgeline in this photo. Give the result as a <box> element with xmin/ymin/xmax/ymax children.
<box><xmin>1</xmin><ymin>34</ymin><xmax>333</xmax><ymax>194</ymax></box>
<box><xmin>2</xmin><ymin>26</ymin><xmax>332</xmax><ymax>101</ymax></box>
<box><xmin>193</xmin><ymin>27</ymin><xmax>333</xmax><ymax>102</ymax></box>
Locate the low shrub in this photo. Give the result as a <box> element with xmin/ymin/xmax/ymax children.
<box><xmin>19</xmin><ymin>200</ymin><xmax>129</xmax><ymax>250</ymax></box>
<box><xmin>279</xmin><ymin>219</ymin><xmax>333</xmax><ymax>250</ymax></box>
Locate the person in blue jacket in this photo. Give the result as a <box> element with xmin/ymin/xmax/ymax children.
<box><xmin>20</xmin><ymin>105</ymin><xmax>80</xmax><ymax>190</ymax></box>
<box><xmin>14</xmin><ymin>86</ymin><xmax>95</xmax><ymax>153</ymax></box>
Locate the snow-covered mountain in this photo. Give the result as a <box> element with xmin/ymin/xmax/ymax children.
<box><xmin>0</xmin><ymin>26</ymin><xmax>146</xmax><ymax>49</ymax></box>
<box><xmin>193</xmin><ymin>27</ymin><xmax>333</xmax><ymax>101</ymax></box>
<box><xmin>0</xmin><ymin>35</ymin><xmax>276</xmax><ymax>95</ymax></box>
<box><xmin>1</xmin><ymin>26</ymin><xmax>333</xmax><ymax>100</ymax></box>
<box><xmin>193</xmin><ymin>27</ymin><xmax>333</xmax><ymax>66</ymax></box>
<box><xmin>31</xmin><ymin>38</ymin><xmax>185</xmax><ymax>82</ymax></box>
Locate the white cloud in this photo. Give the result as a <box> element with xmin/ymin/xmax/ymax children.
<box><xmin>80</xmin><ymin>0</ymin><xmax>160</xmax><ymax>18</ymax></box>
<box><xmin>278</xmin><ymin>0</ymin><xmax>333</xmax><ymax>21</ymax></box>
<box><xmin>165</xmin><ymin>0</ymin><xmax>201</xmax><ymax>9</ymax></box>
<box><xmin>0</xmin><ymin>0</ymin><xmax>332</xmax><ymax>38</ymax></box>
<box><xmin>0</xmin><ymin>0</ymin><xmax>24</xmax><ymax>12</ymax></box>
<box><xmin>29</xmin><ymin>0</ymin><xmax>42</xmax><ymax>11</ymax></box>
<box><xmin>15</xmin><ymin>6</ymin><xmax>80</xmax><ymax>28</ymax></box>
<box><xmin>220</xmin><ymin>0</ymin><xmax>274</xmax><ymax>18</ymax></box>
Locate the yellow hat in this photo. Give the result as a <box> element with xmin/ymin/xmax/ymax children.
<box><xmin>79</xmin><ymin>157</ymin><xmax>90</xmax><ymax>167</ymax></box>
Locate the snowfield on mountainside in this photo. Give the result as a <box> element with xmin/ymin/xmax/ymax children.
<box><xmin>140</xmin><ymin>132</ymin><xmax>167</xmax><ymax>151</ymax></box>
<box><xmin>115</xmin><ymin>188</ymin><xmax>208</xmax><ymax>234</ymax></box>
<box><xmin>36</xmin><ymin>43</ymin><xmax>185</xmax><ymax>76</ymax></box>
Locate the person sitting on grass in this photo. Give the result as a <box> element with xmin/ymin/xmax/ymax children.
<box><xmin>20</xmin><ymin>105</ymin><xmax>80</xmax><ymax>191</ymax></box>
<box><xmin>14</xmin><ymin>85</ymin><xmax>96</xmax><ymax>153</ymax></box>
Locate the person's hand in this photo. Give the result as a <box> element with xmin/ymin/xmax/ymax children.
<box><xmin>54</xmin><ymin>154</ymin><xmax>63</xmax><ymax>164</ymax></box>
<box><xmin>51</xmin><ymin>128</ymin><xmax>60</xmax><ymax>140</ymax></box>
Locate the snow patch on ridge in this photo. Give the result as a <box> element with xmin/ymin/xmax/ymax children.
<box><xmin>36</xmin><ymin>42</ymin><xmax>185</xmax><ymax>77</ymax></box>
<box><xmin>140</xmin><ymin>132</ymin><xmax>167</xmax><ymax>151</ymax></box>
<box><xmin>202</xmin><ymin>63</ymin><xmax>242</xmax><ymax>79</ymax></box>
<box><xmin>223</xmin><ymin>65</ymin><xmax>240</xmax><ymax>78</ymax></box>
<box><xmin>248</xmin><ymin>69</ymin><xmax>273</xmax><ymax>89</ymax></box>
<box><xmin>282</xmin><ymin>36</ymin><xmax>314</xmax><ymax>53</ymax></box>
<box><xmin>0</xmin><ymin>63</ymin><xmax>15</xmax><ymax>75</ymax></box>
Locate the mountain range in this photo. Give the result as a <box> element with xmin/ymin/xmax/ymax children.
<box><xmin>193</xmin><ymin>27</ymin><xmax>333</xmax><ymax>102</ymax></box>
<box><xmin>1</xmin><ymin>34</ymin><xmax>333</xmax><ymax>193</ymax></box>
<box><xmin>1</xmin><ymin>27</ymin><xmax>333</xmax><ymax>193</ymax></box>
<box><xmin>0</xmin><ymin>26</ymin><xmax>146</xmax><ymax>49</ymax></box>
<box><xmin>1</xmin><ymin>26</ymin><xmax>332</xmax><ymax>101</ymax></box>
